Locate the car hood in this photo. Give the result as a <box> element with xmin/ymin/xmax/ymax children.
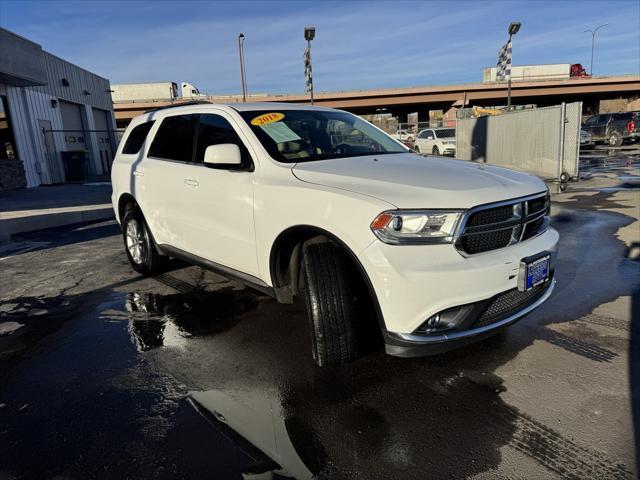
<box><xmin>292</xmin><ymin>153</ymin><xmax>546</xmax><ymax>209</ymax></box>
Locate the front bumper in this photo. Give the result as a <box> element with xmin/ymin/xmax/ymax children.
<box><xmin>442</xmin><ymin>146</ymin><xmax>456</xmax><ymax>156</ymax></box>
<box><xmin>384</xmin><ymin>277</ymin><xmax>555</xmax><ymax>357</ymax></box>
<box><xmin>358</xmin><ymin>227</ymin><xmax>559</xmax><ymax>354</ymax></box>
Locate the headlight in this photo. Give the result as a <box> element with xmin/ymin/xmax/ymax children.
<box><xmin>371</xmin><ymin>210</ymin><xmax>464</xmax><ymax>244</ymax></box>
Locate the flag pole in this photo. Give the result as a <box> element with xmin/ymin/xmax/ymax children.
<box><xmin>507</xmin><ymin>33</ymin><xmax>512</xmax><ymax>110</ymax></box>
<box><xmin>308</xmin><ymin>38</ymin><xmax>314</xmax><ymax>105</ymax></box>
<box><xmin>304</xmin><ymin>27</ymin><xmax>315</xmax><ymax>105</ymax></box>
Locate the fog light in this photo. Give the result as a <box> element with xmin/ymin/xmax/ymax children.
<box><xmin>426</xmin><ymin>313</ymin><xmax>441</xmax><ymax>328</ymax></box>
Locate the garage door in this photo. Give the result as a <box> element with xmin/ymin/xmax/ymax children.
<box><xmin>59</xmin><ymin>100</ymin><xmax>87</xmax><ymax>151</ymax></box>
<box><xmin>92</xmin><ymin>108</ymin><xmax>114</xmax><ymax>173</ymax></box>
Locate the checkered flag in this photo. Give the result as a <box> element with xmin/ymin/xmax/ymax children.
<box><xmin>497</xmin><ymin>39</ymin><xmax>512</xmax><ymax>81</ymax></box>
<box><xmin>304</xmin><ymin>44</ymin><xmax>313</xmax><ymax>92</ymax></box>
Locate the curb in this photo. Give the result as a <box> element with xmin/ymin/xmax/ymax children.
<box><xmin>0</xmin><ymin>206</ymin><xmax>114</xmax><ymax>243</ymax></box>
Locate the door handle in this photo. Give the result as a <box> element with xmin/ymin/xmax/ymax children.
<box><xmin>133</xmin><ymin>170</ymin><xmax>144</xmax><ymax>177</ymax></box>
<box><xmin>184</xmin><ymin>178</ymin><xmax>199</xmax><ymax>187</ymax></box>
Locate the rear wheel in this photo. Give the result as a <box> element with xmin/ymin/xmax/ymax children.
<box><xmin>432</xmin><ymin>146</ymin><xmax>440</xmax><ymax>156</ymax></box>
<box><xmin>122</xmin><ymin>205</ymin><xmax>167</xmax><ymax>275</ymax></box>
<box><xmin>608</xmin><ymin>131</ymin><xmax>623</xmax><ymax>147</ymax></box>
<box><xmin>301</xmin><ymin>241</ymin><xmax>360</xmax><ymax>367</ymax></box>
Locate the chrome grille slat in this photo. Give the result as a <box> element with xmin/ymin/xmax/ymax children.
<box><xmin>455</xmin><ymin>193</ymin><xmax>549</xmax><ymax>255</ymax></box>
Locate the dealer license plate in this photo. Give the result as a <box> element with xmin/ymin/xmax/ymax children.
<box><xmin>518</xmin><ymin>254</ymin><xmax>550</xmax><ymax>292</ymax></box>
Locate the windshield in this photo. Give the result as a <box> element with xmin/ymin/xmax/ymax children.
<box><xmin>435</xmin><ymin>129</ymin><xmax>455</xmax><ymax>138</ymax></box>
<box><xmin>239</xmin><ymin>109</ymin><xmax>409</xmax><ymax>163</ymax></box>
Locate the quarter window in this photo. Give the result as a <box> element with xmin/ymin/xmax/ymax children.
<box><xmin>195</xmin><ymin>114</ymin><xmax>252</xmax><ymax>168</ymax></box>
<box><xmin>148</xmin><ymin>115</ymin><xmax>197</xmax><ymax>162</ymax></box>
<box><xmin>122</xmin><ymin>121</ymin><xmax>155</xmax><ymax>154</ymax></box>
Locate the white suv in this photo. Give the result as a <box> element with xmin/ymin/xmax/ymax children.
<box><xmin>414</xmin><ymin>127</ymin><xmax>456</xmax><ymax>156</ymax></box>
<box><xmin>112</xmin><ymin>103</ymin><xmax>558</xmax><ymax>366</ymax></box>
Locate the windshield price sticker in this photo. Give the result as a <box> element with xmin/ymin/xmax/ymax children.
<box><xmin>251</xmin><ymin>112</ymin><xmax>285</xmax><ymax>126</ymax></box>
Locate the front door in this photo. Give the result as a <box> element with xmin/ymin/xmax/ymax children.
<box><xmin>184</xmin><ymin>113</ymin><xmax>258</xmax><ymax>276</ymax></box>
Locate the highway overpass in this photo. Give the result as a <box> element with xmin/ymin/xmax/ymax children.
<box><xmin>113</xmin><ymin>75</ymin><xmax>640</xmax><ymax>126</ymax></box>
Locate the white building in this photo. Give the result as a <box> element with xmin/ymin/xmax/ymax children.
<box><xmin>0</xmin><ymin>28</ymin><xmax>116</xmax><ymax>191</ymax></box>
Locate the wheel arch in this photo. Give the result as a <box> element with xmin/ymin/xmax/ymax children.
<box><xmin>117</xmin><ymin>192</ymin><xmax>138</xmax><ymax>224</ymax></box>
<box><xmin>269</xmin><ymin>225</ymin><xmax>386</xmax><ymax>331</ymax></box>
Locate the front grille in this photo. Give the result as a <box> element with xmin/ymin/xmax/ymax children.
<box><xmin>456</xmin><ymin>194</ymin><xmax>549</xmax><ymax>255</ymax></box>
<box><xmin>474</xmin><ymin>276</ymin><xmax>552</xmax><ymax>328</ymax></box>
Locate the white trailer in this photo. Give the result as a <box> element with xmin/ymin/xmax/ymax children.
<box><xmin>111</xmin><ymin>82</ymin><xmax>179</xmax><ymax>102</ymax></box>
<box><xmin>483</xmin><ymin>64</ymin><xmax>571</xmax><ymax>83</ymax></box>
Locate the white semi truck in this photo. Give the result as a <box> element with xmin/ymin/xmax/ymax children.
<box><xmin>482</xmin><ymin>63</ymin><xmax>589</xmax><ymax>83</ymax></box>
<box><xmin>111</xmin><ymin>81</ymin><xmax>205</xmax><ymax>102</ymax></box>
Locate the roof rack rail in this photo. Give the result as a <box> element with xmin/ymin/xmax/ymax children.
<box><xmin>145</xmin><ymin>100</ymin><xmax>213</xmax><ymax>113</ymax></box>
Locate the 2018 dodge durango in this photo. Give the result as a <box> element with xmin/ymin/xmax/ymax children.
<box><xmin>111</xmin><ymin>102</ymin><xmax>558</xmax><ymax>366</ymax></box>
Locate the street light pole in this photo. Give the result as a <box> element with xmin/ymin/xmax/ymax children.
<box><xmin>585</xmin><ymin>24</ymin><xmax>608</xmax><ymax>76</ymax></box>
<box><xmin>376</xmin><ymin>107</ymin><xmax>387</xmax><ymax>127</ymax></box>
<box><xmin>506</xmin><ymin>22</ymin><xmax>521</xmax><ymax>110</ymax></box>
<box><xmin>238</xmin><ymin>33</ymin><xmax>248</xmax><ymax>102</ymax></box>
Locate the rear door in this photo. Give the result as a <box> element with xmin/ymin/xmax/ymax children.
<box><xmin>142</xmin><ymin>114</ymin><xmax>199</xmax><ymax>250</ymax></box>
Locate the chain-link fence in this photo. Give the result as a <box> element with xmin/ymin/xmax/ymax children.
<box><xmin>455</xmin><ymin>102</ymin><xmax>582</xmax><ymax>182</ymax></box>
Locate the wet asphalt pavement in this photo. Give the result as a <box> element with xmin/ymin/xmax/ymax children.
<box><xmin>0</xmin><ymin>146</ymin><xmax>639</xmax><ymax>480</ymax></box>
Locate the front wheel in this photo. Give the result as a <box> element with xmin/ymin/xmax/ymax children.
<box><xmin>432</xmin><ymin>146</ymin><xmax>440</xmax><ymax>156</ymax></box>
<box><xmin>301</xmin><ymin>242</ymin><xmax>360</xmax><ymax>367</ymax></box>
<box><xmin>414</xmin><ymin>145</ymin><xmax>421</xmax><ymax>154</ymax></box>
<box><xmin>122</xmin><ymin>206</ymin><xmax>167</xmax><ymax>275</ymax></box>
<box><xmin>608</xmin><ymin>131</ymin><xmax>623</xmax><ymax>147</ymax></box>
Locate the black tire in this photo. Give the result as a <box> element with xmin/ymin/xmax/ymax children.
<box><xmin>414</xmin><ymin>145</ymin><xmax>421</xmax><ymax>154</ymax></box>
<box><xmin>122</xmin><ymin>205</ymin><xmax>167</xmax><ymax>275</ymax></box>
<box><xmin>432</xmin><ymin>146</ymin><xmax>440</xmax><ymax>156</ymax></box>
<box><xmin>301</xmin><ymin>241</ymin><xmax>360</xmax><ymax>367</ymax></box>
<box><xmin>608</xmin><ymin>131</ymin><xmax>623</xmax><ymax>147</ymax></box>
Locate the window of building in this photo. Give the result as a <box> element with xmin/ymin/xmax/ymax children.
<box><xmin>148</xmin><ymin>115</ymin><xmax>197</xmax><ymax>162</ymax></box>
<box><xmin>122</xmin><ymin>121</ymin><xmax>155</xmax><ymax>154</ymax></box>
<box><xmin>0</xmin><ymin>96</ymin><xmax>18</xmax><ymax>161</ymax></box>
<box><xmin>194</xmin><ymin>114</ymin><xmax>252</xmax><ymax>168</ymax></box>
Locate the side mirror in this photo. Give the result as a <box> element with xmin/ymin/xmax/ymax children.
<box><xmin>203</xmin><ymin>144</ymin><xmax>242</xmax><ymax>166</ymax></box>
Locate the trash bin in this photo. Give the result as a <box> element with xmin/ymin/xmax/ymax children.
<box><xmin>61</xmin><ymin>150</ymin><xmax>88</xmax><ymax>182</ymax></box>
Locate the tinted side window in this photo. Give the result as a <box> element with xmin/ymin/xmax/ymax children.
<box><xmin>148</xmin><ymin>115</ymin><xmax>197</xmax><ymax>162</ymax></box>
<box><xmin>122</xmin><ymin>121</ymin><xmax>155</xmax><ymax>154</ymax></box>
<box><xmin>195</xmin><ymin>114</ymin><xmax>252</xmax><ymax>168</ymax></box>
<box><xmin>613</xmin><ymin>113</ymin><xmax>632</xmax><ymax>121</ymax></box>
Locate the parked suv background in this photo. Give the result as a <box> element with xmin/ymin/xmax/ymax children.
<box><xmin>414</xmin><ymin>127</ymin><xmax>456</xmax><ymax>156</ymax></box>
<box><xmin>112</xmin><ymin>103</ymin><xmax>558</xmax><ymax>367</ymax></box>
<box><xmin>581</xmin><ymin>112</ymin><xmax>639</xmax><ymax>146</ymax></box>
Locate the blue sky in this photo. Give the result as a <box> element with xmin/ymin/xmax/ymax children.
<box><xmin>1</xmin><ymin>0</ymin><xmax>638</xmax><ymax>95</ymax></box>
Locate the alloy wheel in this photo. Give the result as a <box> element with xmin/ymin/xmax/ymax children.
<box><xmin>126</xmin><ymin>219</ymin><xmax>145</xmax><ymax>265</ymax></box>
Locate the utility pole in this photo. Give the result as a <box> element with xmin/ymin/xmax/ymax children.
<box><xmin>585</xmin><ymin>24</ymin><xmax>608</xmax><ymax>76</ymax></box>
<box><xmin>238</xmin><ymin>33</ymin><xmax>248</xmax><ymax>102</ymax></box>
